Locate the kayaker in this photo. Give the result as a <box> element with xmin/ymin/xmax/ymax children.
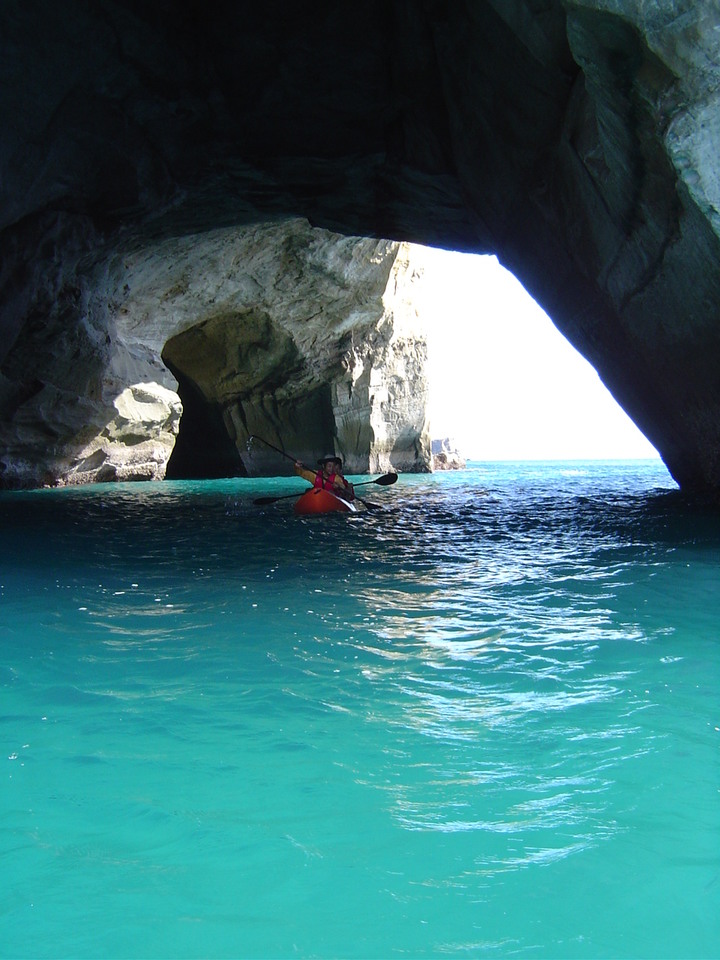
<box><xmin>295</xmin><ymin>455</ymin><xmax>355</xmax><ymax>502</ymax></box>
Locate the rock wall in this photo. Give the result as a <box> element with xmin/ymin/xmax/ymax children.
<box><xmin>432</xmin><ymin>438</ymin><xmax>466</xmax><ymax>471</ymax></box>
<box><xmin>3</xmin><ymin>2</ymin><xmax>720</xmax><ymax>492</ymax></box>
<box><xmin>0</xmin><ymin>217</ymin><xmax>430</xmax><ymax>486</ymax></box>
<box><xmin>159</xmin><ymin>220</ymin><xmax>430</xmax><ymax>477</ymax></box>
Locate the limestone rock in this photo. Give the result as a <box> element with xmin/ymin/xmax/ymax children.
<box><xmin>0</xmin><ymin>216</ymin><xmax>430</xmax><ymax>485</ymax></box>
<box><xmin>62</xmin><ymin>383</ymin><xmax>182</xmax><ymax>485</ymax></box>
<box><xmin>158</xmin><ymin>220</ymin><xmax>431</xmax><ymax>477</ymax></box>
<box><xmin>3</xmin><ymin>3</ymin><xmax>720</xmax><ymax>492</ymax></box>
<box><xmin>432</xmin><ymin>438</ymin><xmax>466</xmax><ymax>471</ymax></box>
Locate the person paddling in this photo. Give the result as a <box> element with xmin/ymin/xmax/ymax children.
<box><xmin>295</xmin><ymin>455</ymin><xmax>355</xmax><ymax>502</ymax></box>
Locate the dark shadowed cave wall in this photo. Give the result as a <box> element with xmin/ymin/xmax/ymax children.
<box><xmin>2</xmin><ymin>1</ymin><xmax>720</xmax><ymax>491</ymax></box>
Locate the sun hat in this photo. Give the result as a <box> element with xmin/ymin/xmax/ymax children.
<box><xmin>318</xmin><ymin>454</ymin><xmax>342</xmax><ymax>466</ymax></box>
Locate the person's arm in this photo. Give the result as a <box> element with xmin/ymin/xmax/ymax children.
<box><xmin>333</xmin><ymin>475</ymin><xmax>355</xmax><ymax>500</ymax></box>
<box><xmin>295</xmin><ymin>462</ymin><xmax>316</xmax><ymax>484</ymax></box>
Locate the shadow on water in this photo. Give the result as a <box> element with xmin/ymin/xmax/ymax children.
<box><xmin>2</xmin><ymin>464</ymin><xmax>720</xmax><ymax>580</ymax></box>
<box><xmin>2</xmin><ymin>463</ymin><xmax>719</xmax><ymax>959</ymax></box>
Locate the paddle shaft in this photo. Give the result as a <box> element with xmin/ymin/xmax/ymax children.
<box><xmin>247</xmin><ymin>435</ymin><xmax>298</xmax><ymax>464</ymax></box>
<box><xmin>253</xmin><ymin>473</ymin><xmax>396</xmax><ymax>505</ymax></box>
<box><xmin>248</xmin><ymin>436</ymin><xmax>396</xmax><ymax>506</ymax></box>
<box><xmin>355</xmin><ymin>496</ymin><xmax>381</xmax><ymax>511</ymax></box>
<box><xmin>248</xmin><ymin>436</ymin><xmax>396</xmax><ymax>484</ymax></box>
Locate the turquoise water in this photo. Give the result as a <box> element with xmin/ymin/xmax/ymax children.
<box><xmin>1</xmin><ymin>460</ymin><xmax>718</xmax><ymax>959</ymax></box>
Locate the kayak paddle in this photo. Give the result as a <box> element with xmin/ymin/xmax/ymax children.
<box><xmin>253</xmin><ymin>472</ymin><xmax>397</xmax><ymax>506</ymax></box>
<box><xmin>247</xmin><ymin>436</ymin><xmax>397</xmax><ymax>485</ymax></box>
<box><xmin>246</xmin><ymin>434</ymin><xmax>297</xmax><ymax>464</ymax></box>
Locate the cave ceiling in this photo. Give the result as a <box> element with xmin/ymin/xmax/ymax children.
<box><xmin>2</xmin><ymin>1</ymin><xmax>720</xmax><ymax>491</ymax></box>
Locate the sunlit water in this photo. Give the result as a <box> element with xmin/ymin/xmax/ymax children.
<box><xmin>1</xmin><ymin>460</ymin><xmax>718</xmax><ymax>959</ymax></box>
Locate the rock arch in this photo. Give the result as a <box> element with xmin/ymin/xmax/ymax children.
<box><xmin>2</xmin><ymin>2</ymin><xmax>720</xmax><ymax>491</ymax></box>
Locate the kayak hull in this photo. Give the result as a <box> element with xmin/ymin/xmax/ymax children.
<box><xmin>294</xmin><ymin>488</ymin><xmax>357</xmax><ymax>515</ymax></box>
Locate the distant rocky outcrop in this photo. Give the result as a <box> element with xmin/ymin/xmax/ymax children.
<box><xmin>3</xmin><ymin>4</ymin><xmax>720</xmax><ymax>492</ymax></box>
<box><xmin>432</xmin><ymin>438</ymin><xmax>466</xmax><ymax>471</ymax></box>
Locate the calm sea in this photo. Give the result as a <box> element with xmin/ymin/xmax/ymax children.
<box><xmin>1</xmin><ymin>460</ymin><xmax>718</xmax><ymax>959</ymax></box>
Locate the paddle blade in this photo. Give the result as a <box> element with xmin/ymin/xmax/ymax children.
<box><xmin>253</xmin><ymin>496</ymin><xmax>279</xmax><ymax>505</ymax></box>
<box><xmin>373</xmin><ymin>472</ymin><xmax>398</xmax><ymax>486</ymax></box>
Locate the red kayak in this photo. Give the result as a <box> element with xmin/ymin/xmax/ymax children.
<box><xmin>293</xmin><ymin>488</ymin><xmax>358</xmax><ymax>515</ymax></box>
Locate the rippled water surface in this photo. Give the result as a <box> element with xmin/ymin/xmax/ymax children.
<box><xmin>2</xmin><ymin>461</ymin><xmax>719</xmax><ymax>958</ymax></box>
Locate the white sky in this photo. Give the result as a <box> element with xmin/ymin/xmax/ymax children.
<box><xmin>413</xmin><ymin>245</ymin><xmax>659</xmax><ymax>461</ymax></box>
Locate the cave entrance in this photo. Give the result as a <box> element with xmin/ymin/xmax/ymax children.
<box><xmin>156</xmin><ymin>240</ymin><xmax>658</xmax><ymax>481</ymax></box>
<box><xmin>163</xmin><ymin>373</ymin><xmax>244</xmax><ymax>480</ymax></box>
<box><xmin>417</xmin><ymin>247</ymin><xmax>659</xmax><ymax>462</ymax></box>
<box><xmin>160</xmin><ymin>306</ymin><xmax>338</xmax><ymax>480</ymax></box>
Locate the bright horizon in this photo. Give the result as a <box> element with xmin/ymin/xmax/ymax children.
<box><xmin>414</xmin><ymin>246</ymin><xmax>660</xmax><ymax>462</ymax></box>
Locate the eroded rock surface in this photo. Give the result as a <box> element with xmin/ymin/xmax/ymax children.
<box><xmin>432</xmin><ymin>439</ymin><xmax>467</xmax><ymax>471</ymax></box>
<box><xmin>0</xmin><ymin>217</ymin><xmax>429</xmax><ymax>485</ymax></box>
<box><xmin>159</xmin><ymin>221</ymin><xmax>430</xmax><ymax>477</ymax></box>
<box><xmin>2</xmin><ymin>2</ymin><xmax>720</xmax><ymax>491</ymax></box>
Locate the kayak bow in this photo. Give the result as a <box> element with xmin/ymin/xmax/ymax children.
<box><xmin>293</xmin><ymin>488</ymin><xmax>358</xmax><ymax>515</ymax></box>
